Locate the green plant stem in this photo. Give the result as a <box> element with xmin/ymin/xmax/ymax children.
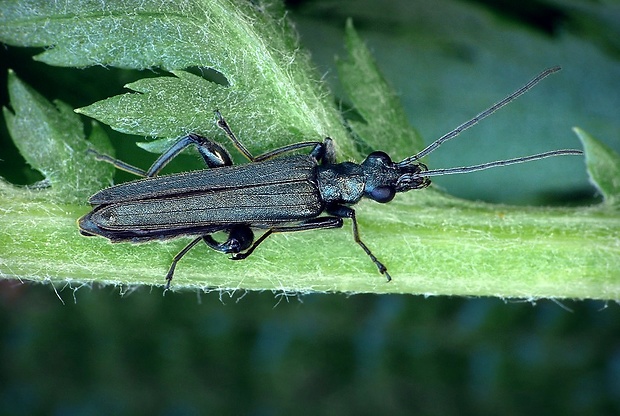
<box><xmin>1</xmin><ymin>181</ymin><xmax>617</xmax><ymax>299</ymax></box>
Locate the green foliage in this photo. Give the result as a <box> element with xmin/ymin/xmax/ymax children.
<box><xmin>575</xmin><ymin>127</ymin><xmax>620</xmax><ymax>208</ymax></box>
<box><xmin>336</xmin><ymin>19</ymin><xmax>424</xmax><ymax>160</ymax></box>
<box><xmin>0</xmin><ymin>0</ymin><xmax>619</xmax><ymax>299</ymax></box>
<box><xmin>3</xmin><ymin>71</ymin><xmax>114</xmax><ymax>203</ymax></box>
<box><xmin>0</xmin><ymin>0</ymin><xmax>354</xmax><ymax>157</ymax></box>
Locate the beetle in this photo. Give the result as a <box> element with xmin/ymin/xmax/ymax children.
<box><xmin>78</xmin><ymin>66</ymin><xmax>583</xmax><ymax>288</ymax></box>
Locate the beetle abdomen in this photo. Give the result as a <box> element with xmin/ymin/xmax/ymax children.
<box><xmin>88</xmin><ymin>180</ymin><xmax>323</xmax><ymax>231</ymax></box>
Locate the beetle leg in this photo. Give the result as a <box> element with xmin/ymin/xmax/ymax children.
<box><xmin>310</xmin><ymin>138</ymin><xmax>337</xmax><ymax>164</ymax></box>
<box><xmin>241</xmin><ymin>138</ymin><xmax>334</xmax><ymax>163</ymax></box>
<box><xmin>253</xmin><ymin>137</ymin><xmax>337</xmax><ymax>163</ymax></box>
<box><xmin>243</xmin><ymin>137</ymin><xmax>335</xmax><ymax>164</ymax></box>
<box><xmin>164</xmin><ymin>236</ymin><xmax>203</xmax><ymax>289</ymax></box>
<box><xmin>86</xmin><ymin>149</ymin><xmax>149</xmax><ymax>177</ymax></box>
<box><xmin>202</xmin><ymin>225</ymin><xmax>254</xmax><ymax>254</ymax></box>
<box><xmin>191</xmin><ymin>135</ymin><xmax>234</xmax><ymax>169</ymax></box>
<box><xmin>88</xmin><ymin>134</ymin><xmax>233</xmax><ymax>178</ymax></box>
<box><xmin>214</xmin><ymin>109</ymin><xmax>256</xmax><ymax>161</ymax></box>
<box><xmin>231</xmin><ymin>217</ymin><xmax>344</xmax><ymax>260</ymax></box>
<box><xmin>164</xmin><ymin>226</ymin><xmax>254</xmax><ymax>289</ymax></box>
<box><xmin>326</xmin><ymin>204</ymin><xmax>392</xmax><ymax>282</ymax></box>
<box><xmin>146</xmin><ymin>134</ymin><xmax>232</xmax><ymax>176</ymax></box>
<box><xmin>253</xmin><ymin>141</ymin><xmax>324</xmax><ymax>162</ymax></box>
<box><xmin>214</xmin><ymin>110</ymin><xmax>326</xmax><ymax>162</ymax></box>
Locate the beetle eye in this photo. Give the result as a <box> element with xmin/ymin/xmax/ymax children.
<box><xmin>369</xmin><ymin>186</ymin><xmax>395</xmax><ymax>203</ymax></box>
<box><xmin>368</xmin><ymin>151</ymin><xmax>392</xmax><ymax>165</ymax></box>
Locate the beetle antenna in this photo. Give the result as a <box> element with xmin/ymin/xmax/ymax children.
<box><xmin>397</xmin><ymin>66</ymin><xmax>561</xmax><ymax>167</ymax></box>
<box><xmin>416</xmin><ymin>149</ymin><xmax>583</xmax><ymax>178</ymax></box>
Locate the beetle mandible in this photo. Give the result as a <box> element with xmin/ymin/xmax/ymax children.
<box><xmin>78</xmin><ymin>66</ymin><xmax>583</xmax><ymax>288</ymax></box>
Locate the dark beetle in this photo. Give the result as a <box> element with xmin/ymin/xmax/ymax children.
<box><xmin>78</xmin><ymin>67</ymin><xmax>583</xmax><ymax>288</ymax></box>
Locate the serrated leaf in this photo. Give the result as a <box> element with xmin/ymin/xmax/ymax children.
<box><xmin>76</xmin><ymin>70</ymin><xmax>230</xmax><ymax>142</ymax></box>
<box><xmin>574</xmin><ymin>127</ymin><xmax>620</xmax><ymax>208</ymax></box>
<box><xmin>0</xmin><ymin>1</ymin><xmax>225</xmax><ymax>70</ymax></box>
<box><xmin>336</xmin><ymin>19</ymin><xmax>424</xmax><ymax>160</ymax></box>
<box><xmin>0</xmin><ymin>0</ymin><xmax>357</xmax><ymax>158</ymax></box>
<box><xmin>2</xmin><ymin>71</ymin><xmax>114</xmax><ymax>202</ymax></box>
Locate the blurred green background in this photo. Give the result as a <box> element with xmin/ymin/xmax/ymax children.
<box><xmin>1</xmin><ymin>0</ymin><xmax>619</xmax><ymax>415</ymax></box>
<box><xmin>1</xmin><ymin>283</ymin><xmax>619</xmax><ymax>415</ymax></box>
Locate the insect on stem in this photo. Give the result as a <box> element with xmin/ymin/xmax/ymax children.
<box><xmin>79</xmin><ymin>66</ymin><xmax>583</xmax><ymax>289</ymax></box>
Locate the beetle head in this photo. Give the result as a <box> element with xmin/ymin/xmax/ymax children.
<box><xmin>361</xmin><ymin>152</ymin><xmax>431</xmax><ymax>203</ymax></box>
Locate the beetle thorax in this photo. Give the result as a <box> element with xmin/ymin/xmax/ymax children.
<box><xmin>317</xmin><ymin>162</ymin><xmax>365</xmax><ymax>204</ymax></box>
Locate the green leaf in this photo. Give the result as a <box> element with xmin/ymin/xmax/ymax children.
<box><xmin>1</xmin><ymin>2</ymin><xmax>618</xmax><ymax>299</ymax></box>
<box><xmin>574</xmin><ymin>127</ymin><xmax>620</xmax><ymax>209</ymax></box>
<box><xmin>336</xmin><ymin>19</ymin><xmax>424</xmax><ymax>160</ymax></box>
<box><xmin>2</xmin><ymin>71</ymin><xmax>114</xmax><ymax>203</ymax></box>
<box><xmin>0</xmin><ymin>1</ymin><xmax>247</xmax><ymax>70</ymax></box>
<box><xmin>1</xmin><ymin>0</ymin><xmax>356</xmax><ymax>158</ymax></box>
